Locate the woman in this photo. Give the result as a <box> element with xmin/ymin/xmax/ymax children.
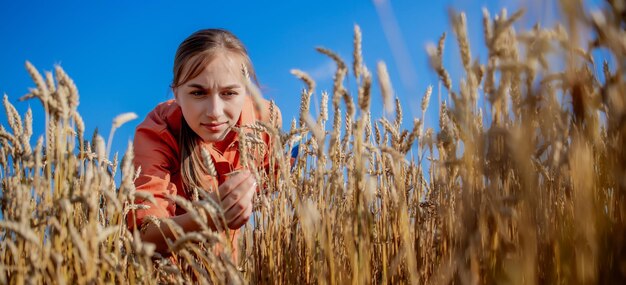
<box><xmin>127</xmin><ymin>28</ymin><xmax>281</xmax><ymax>258</ymax></box>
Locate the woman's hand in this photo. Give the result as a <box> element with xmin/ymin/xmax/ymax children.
<box><xmin>138</xmin><ymin>171</ymin><xmax>255</xmax><ymax>254</ymax></box>
<box><xmin>216</xmin><ymin>170</ymin><xmax>257</xmax><ymax>229</ymax></box>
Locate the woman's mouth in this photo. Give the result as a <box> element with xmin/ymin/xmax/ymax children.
<box><xmin>202</xmin><ymin>122</ymin><xmax>226</xmax><ymax>132</ymax></box>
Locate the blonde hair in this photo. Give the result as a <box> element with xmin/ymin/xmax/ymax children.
<box><xmin>172</xmin><ymin>28</ymin><xmax>257</xmax><ymax>193</ymax></box>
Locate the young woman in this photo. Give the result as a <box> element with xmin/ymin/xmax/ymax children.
<box><xmin>127</xmin><ymin>29</ymin><xmax>281</xmax><ymax>257</ymax></box>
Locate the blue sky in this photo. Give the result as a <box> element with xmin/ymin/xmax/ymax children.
<box><xmin>0</xmin><ymin>0</ymin><xmax>597</xmax><ymax>162</ymax></box>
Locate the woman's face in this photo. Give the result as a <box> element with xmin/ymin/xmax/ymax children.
<box><xmin>175</xmin><ymin>52</ymin><xmax>247</xmax><ymax>143</ymax></box>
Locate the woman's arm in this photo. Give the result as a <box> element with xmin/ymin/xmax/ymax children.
<box><xmin>139</xmin><ymin>170</ymin><xmax>257</xmax><ymax>254</ymax></box>
<box><xmin>139</xmin><ymin>211</ymin><xmax>214</xmax><ymax>254</ymax></box>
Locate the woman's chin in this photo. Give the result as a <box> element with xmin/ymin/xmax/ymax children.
<box><xmin>201</xmin><ymin>133</ymin><xmax>226</xmax><ymax>143</ymax></box>
<box><xmin>200</xmin><ymin>128</ymin><xmax>233</xmax><ymax>143</ymax></box>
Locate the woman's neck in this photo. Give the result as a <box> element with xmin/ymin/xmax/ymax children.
<box><xmin>212</xmin><ymin>129</ymin><xmax>237</xmax><ymax>154</ymax></box>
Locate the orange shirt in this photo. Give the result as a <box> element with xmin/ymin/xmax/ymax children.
<box><xmin>127</xmin><ymin>95</ymin><xmax>281</xmax><ymax>252</ymax></box>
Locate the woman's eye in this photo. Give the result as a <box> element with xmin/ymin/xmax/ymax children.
<box><xmin>222</xmin><ymin>90</ymin><xmax>238</xmax><ymax>96</ymax></box>
<box><xmin>190</xmin><ymin>90</ymin><xmax>206</xmax><ymax>96</ymax></box>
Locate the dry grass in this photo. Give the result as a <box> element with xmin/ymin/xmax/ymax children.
<box><xmin>2</xmin><ymin>2</ymin><xmax>626</xmax><ymax>284</ymax></box>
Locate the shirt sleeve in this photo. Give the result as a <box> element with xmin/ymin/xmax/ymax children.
<box><xmin>126</xmin><ymin>121</ymin><xmax>180</xmax><ymax>231</ymax></box>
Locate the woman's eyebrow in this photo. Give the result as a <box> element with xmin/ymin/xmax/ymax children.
<box><xmin>187</xmin><ymin>83</ymin><xmax>207</xmax><ymax>89</ymax></box>
<box><xmin>221</xmin><ymin>84</ymin><xmax>242</xmax><ymax>89</ymax></box>
<box><xmin>185</xmin><ymin>83</ymin><xmax>242</xmax><ymax>89</ymax></box>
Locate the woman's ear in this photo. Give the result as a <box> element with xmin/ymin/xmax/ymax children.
<box><xmin>173</xmin><ymin>88</ymin><xmax>179</xmax><ymax>103</ymax></box>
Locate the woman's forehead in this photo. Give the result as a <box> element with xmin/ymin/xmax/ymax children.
<box><xmin>179</xmin><ymin>51</ymin><xmax>246</xmax><ymax>85</ymax></box>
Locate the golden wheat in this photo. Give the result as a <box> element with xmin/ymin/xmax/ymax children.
<box><xmin>1</xmin><ymin>2</ymin><xmax>625</xmax><ymax>284</ymax></box>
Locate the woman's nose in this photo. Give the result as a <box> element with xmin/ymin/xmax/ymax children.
<box><xmin>205</xmin><ymin>95</ymin><xmax>225</xmax><ymax>119</ymax></box>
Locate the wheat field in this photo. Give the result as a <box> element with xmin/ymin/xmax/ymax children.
<box><xmin>1</xmin><ymin>2</ymin><xmax>625</xmax><ymax>284</ymax></box>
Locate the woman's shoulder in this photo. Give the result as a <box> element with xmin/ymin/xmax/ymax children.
<box><xmin>133</xmin><ymin>99</ymin><xmax>182</xmax><ymax>172</ymax></box>
<box><xmin>137</xmin><ymin>99</ymin><xmax>183</xmax><ymax>135</ymax></box>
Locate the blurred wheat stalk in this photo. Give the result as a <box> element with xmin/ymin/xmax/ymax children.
<box><xmin>1</xmin><ymin>1</ymin><xmax>626</xmax><ymax>284</ymax></box>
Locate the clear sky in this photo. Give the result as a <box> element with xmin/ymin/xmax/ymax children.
<box><xmin>0</xmin><ymin>0</ymin><xmax>597</xmax><ymax>162</ymax></box>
